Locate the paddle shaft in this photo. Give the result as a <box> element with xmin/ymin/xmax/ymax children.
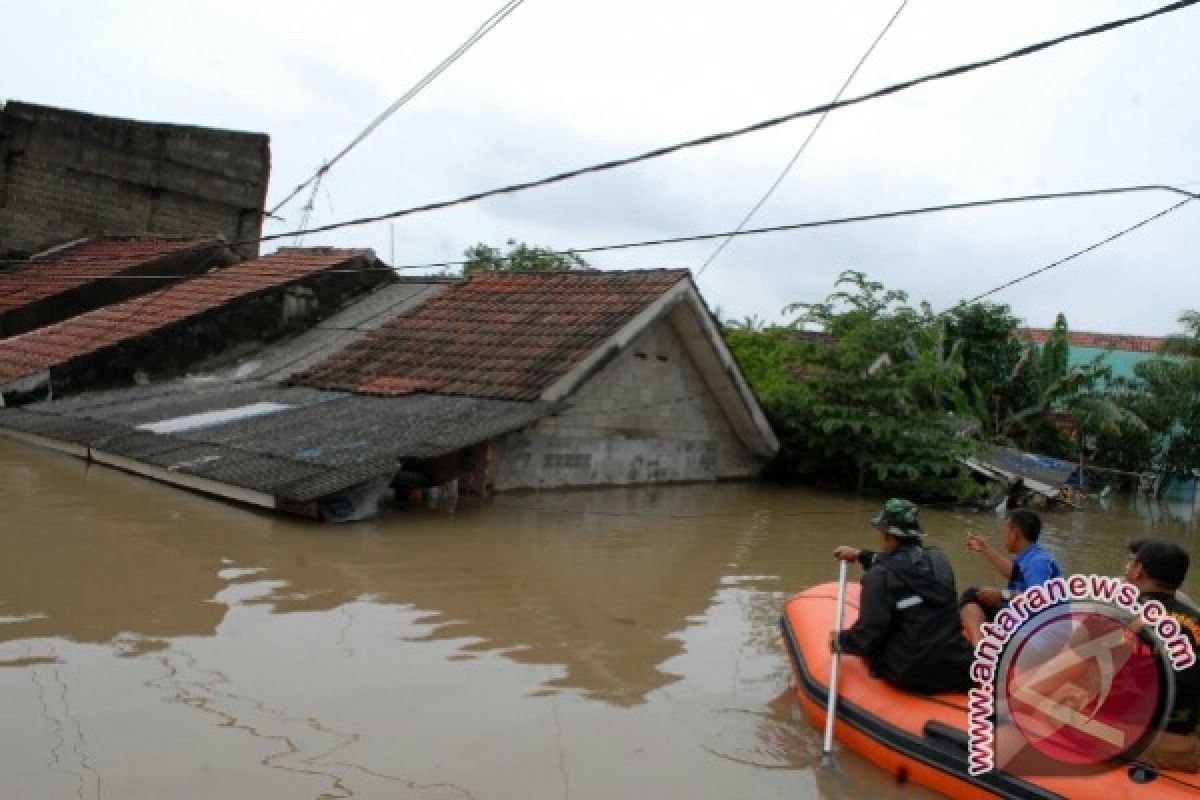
<box><xmin>823</xmin><ymin>559</ymin><xmax>849</xmax><ymax>755</ymax></box>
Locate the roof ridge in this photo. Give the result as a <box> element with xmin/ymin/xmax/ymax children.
<box><xmin>27</xmin><ymin>234</ymin><xmax>222</xmax><ymax>263</ymax></box>
<box><xmin>465</xmin><ymin>267</ymin><xmax>690</xmax><ymax>278</ymax></box>
<box><xmin>1017</xmin><ymin>326</ymin><xmax>1164</xmax><ymax>341</ymax></box>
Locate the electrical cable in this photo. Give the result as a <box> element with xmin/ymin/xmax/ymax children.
<box><xmin>245</xmin><ymin>0</ymin><xmax>1199</xmax><ymax>247</ymax></box>
<box><xmin>267</xmin><ymin>0</ymin><xmax>525</xmax><ymax>219</ymax></box>
<box><xmin>3</xmin><ymin>184</ymin><xmax>1193</xmax><ymax>284</ymax></box>
<box><xmin>696</xmin><ymin>0</ymin><xmax>908</xmax><ymax>278</ymax></box>
<box><xmin>949</xmin><ymin>196</ymin><xmax>1196</xmax><ymax>310</ymax></box>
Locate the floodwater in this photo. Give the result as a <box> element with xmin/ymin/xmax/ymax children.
<box><xmin>1</xmin><ymin>437</ymin><xmax>1197</xmax><ymax>800</ymax></box>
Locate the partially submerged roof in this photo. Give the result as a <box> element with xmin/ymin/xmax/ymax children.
<box><xmin>298</xmin><ymin>269</ymin><xmax>691</xmax><ymax>401</ymax></box>
<box><xmin>203</xmin><ymin>279</ymin><xmax>451</xmax><ymax>383</ymax></box>
<box><xmin>0</xmin><ymin>247</ymin><xmax>372</xmax><ymax>394</ymax></box>
<box><xmin>0</xmin><ymin>382</ymin><xmax>548</xmax><ymax>509</ymax></box>
<box><xmin>0</xmin><ymin>235</ymin><xmax>232</xmax><ymax>337</ymax></box>
<box><xmin>297</xmin><ymin>268</ymin><xmax>778</xmax><ymax>457</ymax></box>
<box><xmin>0</xmin><ymin>266</ymin><xmax>778</xmax><ymax>518</ymax></box>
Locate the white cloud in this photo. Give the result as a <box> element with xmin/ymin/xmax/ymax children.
<box><xmin>7</xmin><ymin>0</ymin><xmax>1198</xmax><ymax>334</ymax></box>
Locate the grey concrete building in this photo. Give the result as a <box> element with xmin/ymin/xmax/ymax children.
<box><xmin>0</xmin><ymin>101</ymin><xmax>270</xmax><ymax>257</ymax></box>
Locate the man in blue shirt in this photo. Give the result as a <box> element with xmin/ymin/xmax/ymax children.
<box><xmin>960</xmin><ymin>509</ymin><xmax>1063</xmax><ymax>645</ymax></box>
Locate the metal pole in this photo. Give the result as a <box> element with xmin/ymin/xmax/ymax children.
<box><xmin>823</xmin><ymin>559</ymin><xmax>850</xmax><ymax>756</ymax></box>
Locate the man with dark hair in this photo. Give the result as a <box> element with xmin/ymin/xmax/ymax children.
<box><xmin>831</xmin><ymin>498</ymin><xmax>974</xmax><ymax>695</ymax></box>
<box><xmin>960</xmin><ymin>509</ymin><xmax>1063</xmax><ymax>645</ymax></box>
<box><xmin>1126</xmin><ymin>537</ymin><xmax>1200</xmax><ymax>772</ymax></box>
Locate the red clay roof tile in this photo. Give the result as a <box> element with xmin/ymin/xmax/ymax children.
<box><xmin>297</xmin><ymin>269</ymin><xmax>689</xmax><ymax>401</ymax></box>
<box><xmin>0</xmin><ymin>235</ymin><xmax>219</xmax><ymax>316</ymax></box>
<box><xmin>1017</xmin><ymin>327</ymin><xmax>1165</xmax><ymax>353</ymax></box>
<box><xmin>0</xmin><ymin>248</ymin><xmax>369</xmax><ymax>386</ymax></box>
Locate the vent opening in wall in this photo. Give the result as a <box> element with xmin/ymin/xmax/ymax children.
<box><xmin>544</xmin><ymin>452</ymin><xmax>591</xmax><ymax>469</ymax></box>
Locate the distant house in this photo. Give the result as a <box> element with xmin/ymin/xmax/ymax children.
<box><xmin>0</xmin><ymin>101</ymin><xmax>270</xmax><ymax>258</ymax></box>
<box><xmin>0</xmin><ymin>234</ymin><xmax>236</xmax><ymax>338</ymax></box>
<box><xmin>1017</xmin><ymin>327</ymin><xmax>1166</xmax><ymax>383</ymax></box>
<box><xmin>0</xmin><ymin>269</ymin><xmax>778</xmax><ymax>519</ymax></box>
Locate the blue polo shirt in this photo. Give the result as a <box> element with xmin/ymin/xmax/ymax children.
<box><xmin>1008</xmin><ymin>542</ymin><xmax>1062</xmax><ymax>593</ymax></box>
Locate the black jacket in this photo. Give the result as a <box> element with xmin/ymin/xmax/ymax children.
<box><xmin>1142</xmin><ymin>591</ymin><xmax>1200</xmax><ymax>735</ymax></box>
<box><xmin>836</xmin><ymin>543</ymin><xmax>973</xmax><ymax>694</ymax></box>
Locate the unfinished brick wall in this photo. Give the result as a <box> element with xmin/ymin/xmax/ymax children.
<box><xmin>0</xmin><ymin>102</ymin><xmax>270</xmax><ymax>258</ymax></box>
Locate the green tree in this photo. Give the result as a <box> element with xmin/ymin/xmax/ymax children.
<box><xmin>1129</xmin><ymin>310</ymin><xmax>1200</xmax><ymax>480</ymax></box>
<box><xmin>993</xmin><ymin>314</ymin><xmax>1144</xmax><ymax>459</ymax></box>
<box><xmin>463</xmin><ymin>239</ymin><xmax>589</xmax><ymax>273</ymax></box>
<box><xmin>943</xmin><ymin>302</ymin><xmax>1035</xmax><ymax>435</ymax></box>
<box><xmin>1092</xmin><ymin>379</ymin><xmax>1159</xmax><ymax>481</ymax></box>
<box><xmin>727</xmin><ymin>271</ymin><xmax>977</xmax><ymax>498</ymax></box>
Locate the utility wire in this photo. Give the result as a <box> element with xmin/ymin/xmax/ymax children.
<box><xmin>3</xmin><ymin>185</ymin><xmax>1196</xmax><ymax>284</ymax></box>
<box><xmin>696</xmin><ymin>0</ymin><xmax>908</xmax><ymax>278</ymax></box>
<box><xmin>245</xmin><ymin>0</ymin><xmax>1199</xmax><ymax>247</ymax></box>
<box><xmin>267</xmin><ymin>0</ymin><xmax>526</xmax><ymax>219</ymax></box>
<box><xmin>951</xmin><ymin>196</ymin><xmax>1196</xmax><ymax>309</ymax></box>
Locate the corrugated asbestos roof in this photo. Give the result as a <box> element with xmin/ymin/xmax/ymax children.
<box><xmin>0</xmin><ymin>247</ymin><xmax>369</xmax><ymax>386</ymax></box>
<box><xmin>296</xmin><ymin>269</ymin><xmax>689</xmax><ymax>401</ymax></box>
<box><xmin>0</xmin><ymin>235</ymin><xmax>219</xmax><ymax>315</ymax></box>
<box><xmin>0</xmin><ymin>381</ymin><xmax>548</xmax><ymax>503</ymax></box>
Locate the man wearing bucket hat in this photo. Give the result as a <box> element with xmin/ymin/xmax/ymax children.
<box><xmin>831</xmin><ymin>498</ymin><xmax>974</xmax><ymax>694</ymax></box>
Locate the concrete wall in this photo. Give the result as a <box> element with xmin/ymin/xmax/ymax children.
<box><xmin>0</xmin><ymin>102</ymin><xmax>270</xmax><ymax>257</ymax></box>
<box><xmin>493</xmin><ymin>316</ymin><xmax>762</xmax><ymax>490</ymax></box>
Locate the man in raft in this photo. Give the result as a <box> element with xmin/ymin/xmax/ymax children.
<box><xmin>959</xmin><ymin>509</ymin><xmax>1063</xmax><ymax>646</ymax></box>
<box><xmin>831</xmin><ymin>498</ymin><xmax>974</xmax><ymax>694</ymax></box>
<box><xmin>1126</xmin><ymin>538</ymin><xmax>1200</xmax><ymax>772</ymax></box>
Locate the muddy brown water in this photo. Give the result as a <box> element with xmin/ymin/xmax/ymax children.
<box><xmin>1</xmin><ymin>437</ymin><xmax>1197</xmax><ymax>799</ymax></box>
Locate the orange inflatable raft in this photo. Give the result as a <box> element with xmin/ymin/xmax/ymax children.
<box><xmin>781</xmin><ymin>582</ymin><xmax>1200</xmax><ymax>799</ymax></box>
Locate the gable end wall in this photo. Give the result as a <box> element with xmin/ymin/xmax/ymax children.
<box><xmin>493</xmin><ymin>317</ymin><xmax>761</xmax><ymax>490</ymax></box>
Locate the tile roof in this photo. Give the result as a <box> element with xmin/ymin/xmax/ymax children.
<box><xmin>0</xmin><ymin>235</ymin><xmax>219</xmax><ymax>315</ymax></box>
<box><xmin>1017</xmin><ymin>327</ymin><xmax>1165</xmax><ymax>354</ymax></box>
<box><xmin>297</xmin><ymin>269</ymin><xmax>690</xmax><ymax>401</ymax></box>
<box><xmin>0</xmin><ymin>248</ymin><xmax>369</xmax><ymax>387</ymax></box>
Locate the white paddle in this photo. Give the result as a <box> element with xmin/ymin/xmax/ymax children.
<box><xmin>823</xmin><ymin>558</ymin><xmax>850</xmax><ymax>759</ymax></box>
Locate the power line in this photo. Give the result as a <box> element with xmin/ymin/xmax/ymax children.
<box><xmin>563</xmin><ymin>186</ymin><xmax>1198</xmax><ymax>259</ymax></box>
<box><xmin>267</xmin><ymin>0</ymin><xmax>526</xmax><ymax>220</ymax></box>
<box><xmin>696</xmin><ymin>0</ymin><xmax>909</xmax><ymax>278</ymax></box>
<box><xmin>951</xmin><ymin>196</ymin><xmax>1196</xmax><ymax>309</ymax></box>
<box><xmin>246</xmin><ymin>0</ymin><xmax>1199</xmax><ymax>247</ymax></box>
<box><xmin>3</xmin><ymin>185</ymin><xmax>1195</xmax><ymax>284</ymax></box>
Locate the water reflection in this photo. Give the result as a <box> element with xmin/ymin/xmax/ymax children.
<box><xmin>2</xmin><ymin>436</ymin><xmax>1196</xmax><ymax>799</ymax></box>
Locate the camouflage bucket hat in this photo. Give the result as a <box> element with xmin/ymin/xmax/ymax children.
<box><xmin>871</xmin><ymin>497</ymin><xmax>923</xmax><ymax>539</ymax></box>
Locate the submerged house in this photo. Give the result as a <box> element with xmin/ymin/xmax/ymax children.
<box><xmin>0</xmin><ymin>269</ymin><xmax>778</xmax><ymax>519</ymax></box>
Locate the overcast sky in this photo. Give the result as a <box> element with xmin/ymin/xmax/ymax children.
<box><xmin>8</xmin><ymin>0</ymin><xmax>1199</xmax><ymax>334</ymax></box>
